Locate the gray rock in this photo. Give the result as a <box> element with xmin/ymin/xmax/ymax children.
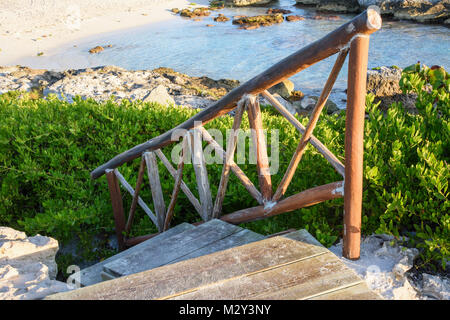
<box><xmin>296</xmin><ymin>0</ymin><xmax>449</xmax><ymax>24</ymax></box>
<box><xmin>225</xmin><ymin>0</ymin><xmax>273</xmax><ymax>6</ymax></box>
<box><xmin>318</xmin><ymin>0</ymin><xmax>360</xmax><ymax>12</ymax></box>
<box><xmin>143</xmin><ymin>84</ymin><xmax>175</xmax><ymax>106</ymax></box>
<box><xmin>367</xmin><ymin>66</ymin><xmax>403</xmax><ymax>97</ymax></box>
<box><xmin>296</xmin><ymin>95</ymin><xmax>339</xmax><ymax>114</ymax></box>
<box><xmin>262</xmin><ymin>93</ymin><xmax>296</xmax><ymax>115</ymax></box>
<box><xmin>0</xmin><ymin>227</ymin><xmax>72</xmax><ymax>300</ymax></box>
<box><xmin>268</xmin><ymin>80</ymin><xmax>295</xmax><ymax>100</ymax></box>
<box><xmin>367</xmin><ymin>66</ymin><xmax>418</xmax><ymax>112</ymax></box>
<box><xmin>422</xmin><ymin>273</ymin><xmax>450</xmax><ymax>300</ymax></box>
<box><xmin>295</xmin><ymin>0</ymin><xmax>360</xmax><ymax>12</ymax></box>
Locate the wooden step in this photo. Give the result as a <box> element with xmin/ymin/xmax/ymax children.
<box><xmin>47</xmin><ymin>229</ymin><xmax>382</xmax><ymax>300</ymax></box>
<box><xmin>73</xmin><ymin>222</ymin><xmax>195</xmax><ymax>287</ymax></box>
<box><xmin>102</xmin><ymin>219</ymin><xmax>252</xmax><ymax>279</ymax></box>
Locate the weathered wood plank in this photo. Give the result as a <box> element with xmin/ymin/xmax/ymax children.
<box><xmin>170</xmin><ymin>252</ymin><xmax>363</xmax><ymax>300</ymax></box>
<box><xmin>144</xmin><ymin>151</ymin><xmax>166</xmax><ymax>231</ymax></box>
<box><xmin>91</xmin><ymin>9</ymin><xmax>381</xmax><ymax>179</ymax></box>
<box><xmin>48</xmin><ymin>232</ymin><xmax>327</xmax><ymax>300</ymax></box>
<box><xmin>309</xmin><ymin>282</ymin><xmax>383</xmax><ymax>300</ymax></box>
<box><xmin>114</xmin><ymin>169</ymin><xmax>158</xmax><ymax>226</ymax></box>
<box><xmin>155</xmin><ymin>149</ymin><xmax>202</xmax><ymax>215</ymax></box>
<box><xmin>283</xmin><ymin>229</ymin><xmax>324</xmax><ymax>248</ymax></box>
<box><xmin>246</xmin><ymin>95</ymin><xmax>272</xmax><ymax>202</ymax></box>
<box><xmin>170</xmin><ymin>228</ymin><xmax>265</xmax><ymax>264</ymax></box>
<box><xmin>213</xmin><ymin>101</ymin><xmax>246</xmax><ymax>218</ymax></box>
<box><xmin>189</xmin><ymin>129</ymin><xmax>213</xmax><ymax>221</ymax></box>
<box><xmin>71</xmin><ymin>223</ymin><xmax>195</xmax><ymax>287</ymax></box>
<box><xmin>221</xmin><ymin>181</ymin><xmax>344</xmax><ymax>224</ymax></box>
<box><xmin>102</xmin><ymin>219</ymin><xmax>242</xmax><ymax>278</ymax></box>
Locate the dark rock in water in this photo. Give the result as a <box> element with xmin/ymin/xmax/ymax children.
<box><xmin>180</xmin><ymin>7</ymin><xmax>211</xmax><ymax>18</ymax></box>
<box><xmin>266</xmin><ymin>8</ymin><xmax>292</xmax><ymax>14</ymax></box>
<box><xmin>209</xmin><ymin>1</ymin><xmax>225</xmax><ymax>9</ymax></box>
<box><xmin>288</xmin><ymin>90</ymin><xmax>305</xmax><ymax>101</ymax></box>
<box><xmin>268</xmin><ymin>79</ymin><xmax>295</xmax><ymax>99</ymax></box>
<box><xmin>295</xmin><ymin>0</ymin><xmax>360</xmax><ymax>13</ymax></box>
<box><xmin>89</xmin><ymin>46</ymin><xmax>104</xmax><ymax>54</ymax></box>
<box><xmin>286</xmin><ymin>15</ymin><xmax>305</xmax><ymax>21</ymax></box>
<box><xmin>214</xmin><ymin>14</ymin><xmax>230</xmax><ymax>22</ymax></box>
<box><xmin>232</xmin><ymin>13</ymin><xmax>284</xmax><ymax>28</ymax></box>
<box><xmin>240</xmin><ymin>24</ymin><xmax>260</xmax><ymax>30</ymax></box>
<box><xmin>313</xmin><ymin>14</ymin><xmax>341</xmax><ymax>20</ymax></box>
<box><xmin>318</xmin><ymin>0</ymin><xmax>360</xmax><ymax>13</ymax></box>
<box><xmin>224</xmin><ymin>0</ymin><xmax>273</xmax><ymax>7</ymax></box>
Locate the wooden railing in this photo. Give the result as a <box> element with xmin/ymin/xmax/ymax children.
<box><xmin>92</xmin><ymin>8</ymin><xmax>382</xmax><ymax>260</ymax></box>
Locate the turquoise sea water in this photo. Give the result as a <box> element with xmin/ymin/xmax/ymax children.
<box><xmin>18</xmin><ymin>1</ymin><xmax>450</xmax><ymax>104</ymax></box>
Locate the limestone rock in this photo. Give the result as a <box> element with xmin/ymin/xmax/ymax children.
<box><xmin>367</xmin><ymin>66</ymin><xmax>402</xmax><ymax>97</ymax></box>
<box><xmin>1</xmin><ymin>65</ymin><xmax>239</xmax><ymax>109</ymax></box>
<box><xmin>366</xmin><ymin>66</ymin><xmax>417</xmax><ymax>112</ymax></box>
<box><xmin>268</xmin><ymin>80</ymin><xmax>295</xmax><ymax>99</ymax></box>
<box><xmin>0</xmin><ymin>227</ymin><xmax>72</xmax><ymax>300</ymax></box>
<box><xmin>318</xmin><ymin>0</ymin><xmax>360</xmax><ymax>13</ymax></box>
<box><xmin>295</xmin><ymin>0</ymin><xmax>449</xmax><ymax>24</ymax></box>
<box><xmin>143</xmin><ymin>85</ymin><xmax>175</xmax><ymax>105</ymax></box>
<box><xmin>297</xmin><ymin>95</ymin><xmax>339</xmax><ymax>114</ymax></box>
<box><xmin>263</xmin><ymin>93</ymin><xmax>296</xmax><ymax>115</ymax></box>
<box><xmin>225</xmin><ymin>0</ymin><xmax>273</xmax><ymax>7</ymax></box>
<box><xmin>422</xmin><ymin>273</ymin><xmax>450</xmax><ymax>300</ymax></box>
<box><xmin>295</xmin><ymin>0</ymin><xmax>360</xmax><ymax>12</ymax></box>
<box><xmin>359</xmin><ymin>1</ymin><xmax>449</xmax><ymax>24</ymax></box>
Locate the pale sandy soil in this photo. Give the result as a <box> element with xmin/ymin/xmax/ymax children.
<box><xmin>0</xmin><ymin>0</ymin><xmax>201</xmax><ymax>66</ymax></box>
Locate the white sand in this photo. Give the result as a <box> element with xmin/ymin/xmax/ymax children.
<box><xmin>0</xmin><ymin>0</ymin><xmax>202</xmax><ymax>66</ymax></box>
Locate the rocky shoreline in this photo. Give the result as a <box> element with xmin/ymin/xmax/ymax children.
<box><xmin>292</xmin><ymin>0</ymin><xmax>449</xmax><ymax>25</ymax></box>
<box><xmin>206</xmin><ymin>0</ymin><xmax>449</xmax><ymax>25</ymax></box>
<box><xmin>0</xmin><ymin>64</ymin><xmax>414</xmax><ymax>116</ymax></box>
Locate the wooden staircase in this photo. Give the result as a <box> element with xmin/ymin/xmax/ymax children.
<box><xmin>72</xmin><ymin>219</ymin><xmax>265</xmax><ymax>287</ymax></box>
<box><xmin>48</xmin><ymin>9</ymin><xmax>385</xmax><ymax>300</ymax></box>
<box><xmin>49</xmin><ymin>220</ymin><xmax>382</xmax><ymax>300</ymax></box>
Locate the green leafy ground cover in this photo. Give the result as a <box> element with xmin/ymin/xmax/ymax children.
<box><xmin>0</xmin><ymin>65</ymin><xmax>448</xmax><ymax>276</ymax></box>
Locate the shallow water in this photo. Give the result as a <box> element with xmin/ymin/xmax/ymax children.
<box><xmin>17</xmin><ymin>1</ymin><xmax>450</xmax><ymax>106</ymax></box>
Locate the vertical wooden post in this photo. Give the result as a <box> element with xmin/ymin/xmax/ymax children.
<box><xmin>105</xmin><ymin>169</ymin><xmax>126</xmax><ymax>251</ymax></box>
<box><xmin>343</xmin><ymin>35</ymin><xmax>369</xmax><ymax>260</ymax></box>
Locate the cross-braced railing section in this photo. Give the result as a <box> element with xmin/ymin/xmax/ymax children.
<box><xmin>93</xmin><ymin>8</ymin><xmax>382</xmax><ymax>260</ymax></box>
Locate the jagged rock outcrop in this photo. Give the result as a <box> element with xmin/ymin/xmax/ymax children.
<box><xmin>366</xmin><ymin>66</ymin><xmax>417</xmax><ymax>112</ymax></box>
<box><xmin>295</xmin><ymin>0</ymin><xmax>450</xmax><ymax>24</ymax></box>
<box><xmin>0</xmin><ymin>65</ymin><xmax>240</xmax><ymax>109</ymax></box>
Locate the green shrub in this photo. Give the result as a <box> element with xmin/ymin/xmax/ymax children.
<box><xmin>0</xmin><ymin>64</ymin><xmax>448</xmax><ymax>272</ymax></box>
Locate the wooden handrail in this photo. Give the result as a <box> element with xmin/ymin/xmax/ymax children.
<box><xmin>90</xmin><ymin>9</ymin><xmax>381</xmax><ymax>179</ymax></box>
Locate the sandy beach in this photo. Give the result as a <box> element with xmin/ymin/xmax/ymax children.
<box><xmin>0</xmin><ymin>0</ymin><xmax>202</xmax><ymax>66</ymax></box>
